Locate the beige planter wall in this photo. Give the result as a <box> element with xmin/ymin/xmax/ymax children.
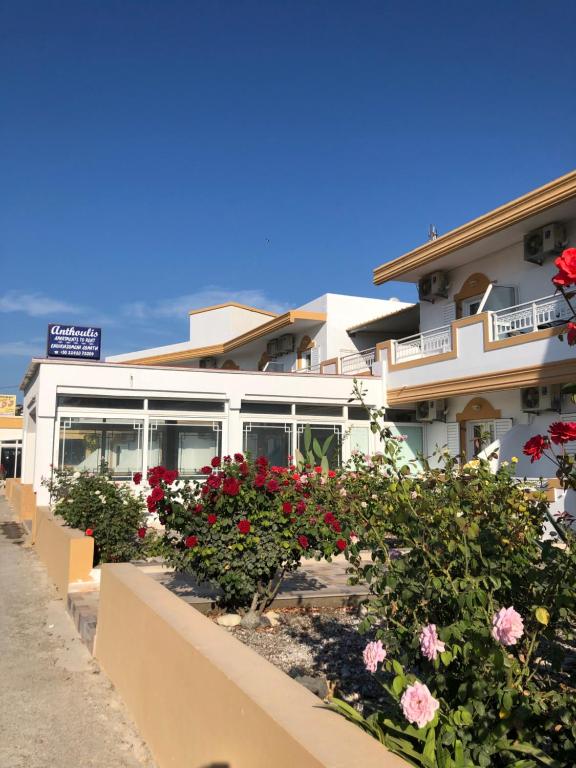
<box><xmin>95</xmin><ymin>563</ymin><xmax>407</xmax><ymax>768</ymax></box>
<box><xmin>34</xmin><ymin>507</ymin><xmax>94</xmax><ymax>594</ymax></box>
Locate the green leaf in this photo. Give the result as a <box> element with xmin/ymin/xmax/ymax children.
<box><xmin>392</xmin><ymin>675</ymin><xmax>405</xmax><ymax>695</ymax></box>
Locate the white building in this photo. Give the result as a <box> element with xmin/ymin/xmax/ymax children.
<box><xmin>20</xmin><ymin>294</ymin><xmax>415</xmax><ymax>506</ymax></box>
<box><xmin>19</xmin><ymin>170</ymin><xmax>576</xmax><ymax>510</ymax></box>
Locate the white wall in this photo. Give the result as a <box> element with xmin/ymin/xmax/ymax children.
<box><xmin>420</xmin><ymin>218</ymin><xmax>576</xmax><ymax>332</ymax></box>
<box><xmin>189</xmin><ymin>305</ymin><xmax>275</xmax><ymax>346</ymax></box>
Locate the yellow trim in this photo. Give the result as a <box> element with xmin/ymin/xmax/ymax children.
<box><xmin>129</xmin><ymin>311</ymin><xmax>327</xmax><ymax>366</ymax></box>
<box><xmin>376</xmin><ymin>312</ymin><xmax>566</xmax><ymax>372</ymax></box>
<box><xmin>387</xmin><ymin>359</ymin><xmax>576</xmax><ymax>405</ymax></box>
<box><xmin>187</xmin><ymin>302</ymin><xmax>278</xmax><ymax>318</ymax></box>
<box><xmin>456</xmin><ymin>397</ymin><xmax>501</xmax><ymax>422</ymax></box>
<box><xmin>373</xmin><ymin>170</ymin><xmax>576</xmax><ymax>284</ymax></box>
<box><xmin>0</xmin><ymin>416</ymin><xmax>23</xmax><ymax>429</ymax></box>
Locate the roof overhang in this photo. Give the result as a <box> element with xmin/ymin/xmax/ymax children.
<box><xmin>373</xmin><ymin>170</ymin><xmax>576</xmax><ymax>285</ymax></box>
<box><xmin>347</xmin><ymin>303</ymin><xmax>419</xmax><ymax>336</ymax></box>
<box><xmin>124</xmin><ymin>310</ymin><xmax>326</xmax><ymax>365</ymax></box>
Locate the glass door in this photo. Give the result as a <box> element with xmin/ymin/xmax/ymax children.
<box><xmin>466</xmin><ymin>421</ymin><xmax>495</xmax><ymax>458</ymax></box>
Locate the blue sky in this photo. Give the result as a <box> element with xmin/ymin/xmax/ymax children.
<box><xmin>1</xmin><ymin>0</ymin><xmax>575</xmax><ymax>395</ymax></box>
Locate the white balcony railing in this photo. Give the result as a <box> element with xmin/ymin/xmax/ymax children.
<box><xmin>492</xmin><ymin>294</ymin><xmax>571</xmax><ymax>340</ymax></box>
<box><xmin>340</xmin><ymin>347</ymin><xmax>376</xmax><ymax>375</ymax></box>
<box><xmin>393</xmin><ymin>325</ymin><xmax>452</xmax><ymax>363</ymax></box>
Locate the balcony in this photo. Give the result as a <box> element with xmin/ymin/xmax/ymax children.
<box><xmin>296</xmin><ymin>347</ymin><xmax>377</xmax><ymax>376</ymax></box>
<box><xmin>393</xmin><ymin>325</ymin><xmax>453</xmax><ymax>363</ymax></box>
<box><xmin>491</xmin><ymin>294</ymin><xmax>571</xmax><ymax>340</ymax></box>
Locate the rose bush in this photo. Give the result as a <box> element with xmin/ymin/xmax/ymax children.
<box><xmin>328</xmin><ymin>389</ymin><xmax>576</xmax><ymax>767</ymax></box>
<box><xmin>147</xmin><ymin>455</ymin><xmax>353</xmax><ymax>616</ymax></box>
<box><xmin>44</xmin><ymin>465</ymin><xmax>148</xmax><ymax>563</ymax></box>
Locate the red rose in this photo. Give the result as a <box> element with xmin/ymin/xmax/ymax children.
<box><xmin>336</xmin><ymin>538</ymin><xmax>347</xmax><ymax>551</ymax></box>
<box><xmin>163</xmin><ymin>469</ymin><xmax>179</xmax><ymax>485</ymax></box>
<box><xmin>266</xmin><ymin>478</ymin><xmax>280</xmax><ymax>492</ymax></box>
<box><xmin>150</xmin><ymin>486</ymin><xmax>164</xmax><ymax>502</ymax></box>
<box><xmin>522</xmin><ymin>434</ymin><xmax>550</xmax><ymax>463</ymax></box>
<box><xmin>282</xmin><ymin>501</ymin><xmax>292</xmax><ymax>514</ymax></box>
<box><xmin>296</xmin><ymin>501</ymin><xmax>306</xmax><ymax>515</ymax></box>
<box><xmin>147</xmin><ymin>466</ymin><xmax>164</xmax><ymax>487</ymax></box>
<box><xmin>297</xmin><ymin>535</ymin><xmax>309</xmax><ymax>549</ymax></box>
<box><xmin>194</xmin><ymin>504</ymin><xmax>203</xmax><ymax>513</ymax></box>
<box><xmin>200</xmin><ymin>465</ymin><xmax>212</xmax><ymax>475</ymax></box>
<box><xmin>211</xmin><ymin>456</ymin><xmax>221</xmax><ymax>468</ymax></box>
<box><xmin>239</xmin><ymin>462</ymin><xmax>249</xmax><ymax>477</ymax></box>
<box><xmin>323</xmin><ymin>511</ymin><xmax>335</xmax><ymax>525</ymax></box>
<box><xmin>254</xmin><ymin>474</ymin><xmax>266</xmax><ymax>488</ymax></box>
<box><xmin>185</xmin><ymin>535</ymin><xmax>198</xmax><ymax>548</ymax></box>
<box><xmin>548</xmin><ymin>421</ymin><xmax>576</xmax><ymax>445</ymax></box>
<box><xmin>566</xmin><ymin>322</ymin><xmax>576</xmax><ymax>345</ymax></box>
<box><xmin>328</xmin><ymin>470</ymin><xmax>336</xmax><ymax>478</ymax></box>
<box><xmin>85</xmin><ymin>528</ymin><xmax>94</xmax><ymax>537</ymax></box>
<box><xmin>314</xmin><ymin>466</ymin><xmax>322</xmax><ymax>474</ymax></box>
<box><xmin>552</xmin><ymin>248</ymin><xmax>576</xmax><ymax>287</ymax></box>
<box><xmin>207</xmin><ymin>514</ymin><xmax>217</xmax><ymax>525</ymax></box>
<box><xmin>331</xmin><ymin>520</ymin><xmax>342</xmax><ymax>533</ymax></box>
<box><xmin>234</xmin><ymin>453</ymin><xmax>244</xmax><ymax>463</ymax></box>
<box><xmin>255</xmin><ymin>456</ymin><xmax>268</xmax><ymax>469</ymax></box>
<box><xmin>137</xmin><ymin>527</ymin><xmax>147</xmax><ymax>539</ymax></box>
<box><xmin>133</xmin><ymin>472</ymin><xmax>142</xmax><ymax>485</ymax></box>
<box><xmin>147</xmin><ymin>497</ymin><xmax>157</xmax><ymax>512</ymax></box>
<box><xmin>237</xmin><ymin>519</ymin><xmax>251</xmax><ymax>534</ymax></box>
<box><xmin>223</xmin><ymin>476</ymin><xmax>241</xmax><ymax>496</ymax></box>
<box><xmin>206</xmin><ymin>474</ymin><xmax>222</xmax><ymax>490</ymax></box>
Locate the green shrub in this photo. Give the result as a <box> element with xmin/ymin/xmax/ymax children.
<box><xmin>330</xmin><ymin>387</ymin><xmax>576</xmax><ymax>767</ymax></box>
<box><xmin>44</xmin><ymin>466</ymin><xmax>148</xmax><ymax>563</ymax></box>
<box><xmin>147</xmin><ymin>455</ymin><xmax>352</xmax><ymax>615</ymax></box>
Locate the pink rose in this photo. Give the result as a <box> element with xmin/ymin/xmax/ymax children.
<box><xmin>492</xmin><ymin>606</ymin><xmax>524</xmax><ymax>646</ymax></box>
<box><xmin>419</xmin><ymin>624</ymin><xmax>446</xmax><ymax>661</ymax></box>
<box><xmin>400</xmin><ymin>682</ymin><xmax>440</xmax><ymax>729</ymax></box>
<box><xmin>363</xmin><ymin>640</ymin><xmax>386</xmax><ymax>673</ymax></box>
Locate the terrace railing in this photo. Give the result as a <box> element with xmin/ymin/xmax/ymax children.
<box><xmin>340</xmin><ymin>347</ymin><xmax>376</xmax><ymax>375</ymax></box>
<box><xmin>393</xmin><ymin>325</ymin><xmax>452</xmax><ymax>363</ymax></box>
<box><xmin>491</xmin><ymin>294</ymin><xmax>571</xmax><ymax>340</ymax></box>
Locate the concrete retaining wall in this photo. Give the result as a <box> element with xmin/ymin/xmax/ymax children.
<box><xmin>34</xmin><ymin>506</ymin><xmax>94</xmax><ymax>595</ymax></box>
<box><xmin>95</xmin><ymin>563</ymin><xmax>406</xmax><ymax>768</ymax></box>
<box><xmin>6</xmin><ymin>480</ymin><xmax>37</xmax><ymax>524</ymax></box>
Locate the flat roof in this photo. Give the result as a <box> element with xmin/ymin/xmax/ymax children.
<box><xmin>373</xmin><ymin>169</ymin><xmax>576</xmax><ymax>284</ymax></box>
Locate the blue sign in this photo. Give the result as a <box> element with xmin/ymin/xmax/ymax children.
<box><xmin>47</xmin><ymin>324</ymin><xmax>102</xmax><ymax>360</ymax></box>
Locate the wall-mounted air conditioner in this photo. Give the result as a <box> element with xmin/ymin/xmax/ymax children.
<box><xmin>278</xmin><ymin>333</ymin><xmax>295</xmax><ymax>354</ymax></box>
<box><xmin>523</xmin><ymin>222</ymin><xmax>566</xmax><ymax>265</ymax></box>
<box><xmin>416</xmin><ymin>399</ymin><xmax>446</xmax><ymax>422</ymax></box>
<box><xmin>418</xmin><ymin>271</ymin><xmax>450</xmax><ymax>302</ymax></box>
<box><xmin>266</xmin><ymin>338</ymin><xmax>280</xmax><ymax>358</ymax></box>
<box><xmin>521</xmin><ymin>385</ymin><xmax>561</xmax><ymax>413</ymax></box>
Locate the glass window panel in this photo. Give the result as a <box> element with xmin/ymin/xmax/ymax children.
<box><xmin>294</xmin><ymin>404</ymin><xmax>343</xmax><ymax>417</ymax></box>
<box><xmin>59</xmin><ymin>418</ymin><xmax>143</xmax><ymax>478</ymax></box>
<box><xmin>148</xmin><ymin>399</ymin><xmax>224</xmax><ymax>412</ymax></box>
<box><xmin>240</xmin><ymin>401</ymin><xmax>292</xmax><ymax>415</ymax></box>
<box><xmin>349</xmin><ymin>426</ymin><xmax>370</xmax><ymax>455</ymax></box>
<box><xmin>348</xmin><ymin>405</ymin><xmax>371</xmax><ymax>421</ymax></box>
<box><xmin>243</xmin><ymin>422</ymin><xmax>291</xmax><ymax>466</ymax></box>
<box><xmin>57</xmin><ymin>395</ymin><xmax>144</xmax><ymax>409</ymax></box>
<box><xmin>483</xmin><ymin>286</ymin><xmax>516</xmax><ymax>312</ymax></box>
<box><xmin>148</xmin><ymin>421</ymin><xmax>221</xmax><ymax>477</ymax></box>
<box><xmin>297</xmin><ymin>424</ymin><xmax>342</xmax><ymax>467</ymax></box>
<box><xmin>383</xmin><ymin>424</ymin><xmax>423</xmax><ymax>471</ymax></box>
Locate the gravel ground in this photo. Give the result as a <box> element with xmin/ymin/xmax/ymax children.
<box><xmin>228</xmin><ymin>606</ymin><xmax>388</xmax><ymax>711</ymax></box>
<box><xmin>0</xmin><ymin>497</ymin><xmax>156</xmax><ymax>768</ymax></box>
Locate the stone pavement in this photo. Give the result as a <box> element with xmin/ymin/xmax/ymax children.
<box><xmin>135</xmin><ymin>552</ymin><xmax>370</xmax><ymax>612</ymax></box>
<box><xmin>0</xmin><ymin>495</ymin><xmax>156</xmax><ymax>768</ymax></box>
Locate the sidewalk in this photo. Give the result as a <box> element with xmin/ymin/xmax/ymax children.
<box><xmin>0</xmin><ymin>496</ymin><xmax>156</xmax><ymax>768</ymax></box>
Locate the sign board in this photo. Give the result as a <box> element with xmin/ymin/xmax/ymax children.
<box><xmin>47</xmin><ymin>324</ymin><xmax>102</xmax><ymax>360</ymax></box>
<box><xmin>0</xmin><ymin>394</ymin><xmax>17</xmax><ymax>415</ymax></box>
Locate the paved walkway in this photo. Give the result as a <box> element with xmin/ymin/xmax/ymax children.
<box><xmin>0</xmin><ymin>496</ymin><xmax>156</xmax><ymax>768</ymax></box>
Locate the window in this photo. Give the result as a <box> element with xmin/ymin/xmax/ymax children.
<box><xmin>295</xmin><ymin>404</ymin><xmax>343</xmax><ymax>417</ymax></box>
<box><xmin>297</xmin><ymin>424</ymin><xmax>342</xmax><ymax>467</ymax></box>
<box><xmin>379</xmin><ymin>424</ymin><xmax>424</xmax><ymax>471</ymax></box>
<box><xmin>148</xmin><ymin>420</ymin><xmax>221</xmax><ymax>477</ymax></box>
<box><xmin>348</xmin><ymin>405</ymin><xmax>371</xmax><ymax>421</ymax></box>
<box><xmin>59</xmin><ymin>418</ymin><xmax>143</xmax><ymax>478</ymax></box>
<box><xmin>240</xmin><ymin>401</ymin><xmax>292</xmax><ymax>415</ymax></box>
<box><xmin>57</xmin><ymin>395</ymin><xmax>144</xmax><ymax>409</ymax></box>
<box><xmin>243</xmin><ymin>422</ymin><xmax>291</xmax><ymax>466</ymax></box>
<box><xmin>349</xmin><ymin>426</ymin><xmax>370</xmax><ymax>455</ymax></box>
<box><xmin>147</xmin><ymin>399</ymin><xmax>225</xmax><ymax>412</ymax></box>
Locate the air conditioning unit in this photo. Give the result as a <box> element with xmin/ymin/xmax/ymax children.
<box><xmin>266</xmin><ymin>338</ymin><xmax>280</xmax><ymax>358</ymax></box>
<box><xmin>278</xmin><ymin>333</ymin><xmax>295</xmax><ymax>354</ymax></box>
<box><xmin>418</xmin><ymin>271</ymin><xmax>449</xmax><ymax>302</ymax></box>
<box><xmin>416</xmin><ymin>399</ymin><xmax>446</xmax><ymax>422</ymax></box>
<box><xmin>523</xmin><ymin>222</ymin><xmax>566</xmax><ymax>265</ymax></box>
<box><xmin>521</xmin><ymin>385</ymin><xmax>561</xmax><ymax>413</ymax></box>
<box><xmin>199</xmin><ymin>356</ymin><xmax>218</xmax><ymax>369</ymax></box>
